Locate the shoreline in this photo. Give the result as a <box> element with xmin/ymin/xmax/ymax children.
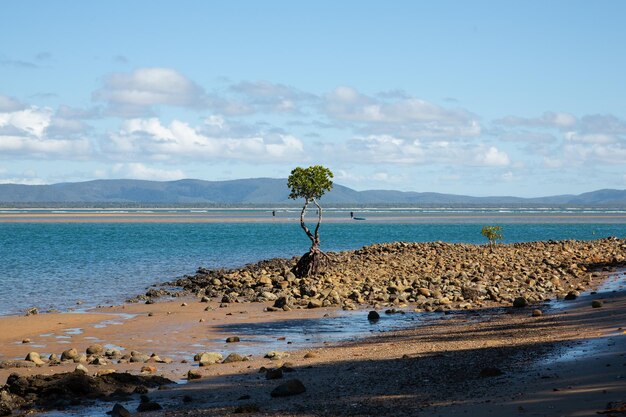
<box><xmin>2</xmin><ymin>238</ymin><xmax>626</xmax><ymax>415</ymax></box>
<box><xmin>1</xmin><ymin>268</ymin><xmax>625</xmax><ymax>416</ymax></box>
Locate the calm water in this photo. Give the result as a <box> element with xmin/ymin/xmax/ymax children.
<box><xmin>1</xmin><ymin>220</ymin><xmax>625</xmax><ymax>316</ymax></box>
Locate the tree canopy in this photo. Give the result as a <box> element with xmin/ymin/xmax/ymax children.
<box><xmin>288</xmin><ymin>165</ymin><xmax>333</xmax><ymax>202</ymax></box>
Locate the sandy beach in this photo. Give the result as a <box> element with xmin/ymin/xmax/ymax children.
<box><xmin>1</xmin><ymin>266</ymin><xmax>625</xmax><ymax>416</ymax></box>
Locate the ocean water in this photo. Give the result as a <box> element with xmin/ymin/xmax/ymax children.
<box><xmin>1</xmin><ymin>219</ymin><xmax>625</xmax><ymax>316</ymax></box>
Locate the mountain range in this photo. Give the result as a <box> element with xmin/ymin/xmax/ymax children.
<box><xmin>1</xmin><ymin>178</ymin><xmax>625</xmax><ymax>206</ymax></box>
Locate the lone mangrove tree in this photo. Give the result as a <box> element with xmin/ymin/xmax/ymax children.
<box><xmin>287</xmin><ymin>165</ymin><xmax>334</xmax><ymax>277</ymax></box>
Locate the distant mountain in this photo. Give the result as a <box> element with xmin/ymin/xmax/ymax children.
<box><xmin>0</xmin><ymin>178</ymin><xmax>625</xmax><ymax>206</ymax></box>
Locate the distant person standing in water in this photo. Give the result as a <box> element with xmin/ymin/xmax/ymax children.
<box><xmin>350</xmin><ymin>211</ymin><xmax>354</xmax><ymax>219</ymax></box>
<box><xmin>272</xmin><ymin>210</ymin><xmax>276</xmax><ymax>217</ymax></box>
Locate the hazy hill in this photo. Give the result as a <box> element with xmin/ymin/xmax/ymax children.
<box><xmin>0</xmin><ymin>178</ymin><xmax>625</xmax><ymax>206</ymax></box>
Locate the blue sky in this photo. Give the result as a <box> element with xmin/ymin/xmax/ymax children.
<box><xmin>1</xmin><ymin>1</ymin><xmax>625</xmax><ymax>197</ymax></box>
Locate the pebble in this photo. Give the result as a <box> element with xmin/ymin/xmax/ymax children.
<box><xmin>110</xmin><ymin>403</ymin><xmax>131</xmax><ymax>417</ymax></box>
<box><xmin>513</xmin><ymin>297</ymin><xmax>528</xmax><ymax>308</ymax></box>
<box><xmin>532</xmin><ymin>309</ymin><xmax>543</xmax><ymax>317</ymax></box>
<box><xmin>187</xmin><ymin>369</ymin><xmax>203</xmax><ymax>380</ymax></box>
<box><xmin>592</xmin><ymin>300</ymin><xmax>603</xmax><ymax>308</ymax></box>
<box><xmin>226</xmin><ymin>336</ymin><xmax>241</xmax><ymax>343</ymax></box>
<box><xmin>367</xmin><ymin>311</ymin><xmax>380</xmax><ymax>321</ymax></box>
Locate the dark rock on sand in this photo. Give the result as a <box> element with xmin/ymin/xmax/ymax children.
<box><xmin>0</xmin><ymin>371</ymin><xmax>172</xmax><ymax>413</ymax></box>
<box><xmin>368</xmin><ymin>311</ymin><xmax>380</xmax><ymax>321</ymax></box>
<box><xmin>110</xmin><ymin>403</ymin><xmax>131</xmax><ymax>417</ymax></box>
<box><xmin>270</xmin><ymin>379</ymin><xmax>306</xmax><ymax>397</ymax></box>
<box><xmin>226</xmin><ymin>336</ymin><xmax>241</xmax><ymax>343</ymax></box>
<box><xmin>592</xmin><ymin>300</ymin><xmax>603</xmax><ymax>308</ymax></box>
<box><xmin>235</xmin><ymin>404</ymin><xmax>260</xmax><ymax>413</ymax></box>
<box><xmin>564</xmin><ymin>290</ymin><xmax>579</xmax><ymax>300</ymax></box>
<box><xmin>512</xmin><ymin>297</ymin><xmax>528</xmax><ymax>308</ymax></box>
<box><xmin>223</xmin><ymin>353</ymin><xmax>245</xmax><ymax>363</ymax></box>
<box><xmin>136</xmin><ymin>400</ymin><xmax>162</xmax><ymax>412</ymax></box>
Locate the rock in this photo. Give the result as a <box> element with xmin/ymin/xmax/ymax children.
<box><xmin>25</xmin><ymin>352</ymin><xmax>44</xmax><ymax>366</ymax></box>
<box><xmin>22</xmin><ymin>338</ymin><xmax>31</xmax><ymax>344</ymax></box>
<box><xmin>223</xmin><ymin>353</ymin><xmax>245</xmax><ymax>363</ymax></box>
<box><xmin>592</xmin><ymin>300</ymin><xmax>603</xmax><ymax>308</ymax></box>
<box><xmin>61</xmin><ymin>348</ymin><xmax>79</xmax><ymax>361</ymax></box>
<box><xmin>140</xmin><ymin>365</ymin><xmax>157</xmax><ymax>374</ymax></box>
<box><xmin>367</xmin><ymin>311</ymin><xmax>380</xmax><ymax>321</ymax></box>
<box><xmin>110</xmin><ymin>403</ymin><xmax>131</xmax><ymax>417</ymax></box>
<box><xmin>307</xmin><ymin>299</ymin><xmax>323</xmax><ymax>309</ymax></box>
<box><xmin>261</xmin><ymin>291</ymin><xmax>278</xmax><ymax>301</ymax></box>
<box><xmin>512</xmin><ymin>297</ymin><xmax>528</xmax><ymax>308</ymax></box>
<box><xmin>105</xmin><ymin>349</ymin><xmax>122</xmax><ymax>358</ymax></box>
<box><xmin>86</xmin><ymin>344</ymin><xmax>104</xmax><ymax>355</ymax></box>
<box><xmin>75</xmin><ymin>354</ymin><xmax>88</xmax><ymax>364</ymax></box>
<box><xmin>75</xmin><ymin>364</ymin><xmax>89</xmax><ymax>374</ymax></box>
<box><xmin>90</xmin><ymin>357</ymin><xmax>108</xmax><ymax>365</ymax></box>
<box><xmin>130</xmin><ymin>354</ymin><xmax>150</xmax><ymax>363</ymax></box>
<box><xmin>265</xmin><ymin>368</ymin><xmax>284</xmax><ymax>380</ymax></box>
<box><xmin>303</xmin><ymin>352</ymin><xmax>317</xmax><ymax>359</ymax></box>
<box><xmin>187</xmin><ymin>369</ymin><xmax>203</xmax><ymax>380</ymax></box>
<box><xmin>273</xmin><ymin>296</ymin><xmax>290</xmax><ymax>309</ymax></box>
<box><xmin>197</xmin><ymin>352</ymin><xmax>223</xmax><ymax>366</ymax></box>
<box><xmin>0</xmin><ymin>360</ymin><xmax>35</xmax><ymax>369</ymax></box>
<box><xmin>418</xmin><ymin>288</ymin><xmax>431</xmax><ymax>297</ymax></box>
<box><xmin>270</xmin><ymin>379</ymin><xmax>306</xmax><ymax>397</ymax></box>
<box><xmin>181</xmin><ymin>302</ymin><xmax>188</xmax><ymax>307</ymax></box>
<box><xmin>25</xmin><ymin>307</ymin><xmax>38</xmax><ymax>316</ymax></box>
<box><xmin>532</xmin><ymin>309</ymin><xmax>543</xmax><ymax>317</ymax></box>
<box><xmin>564</xmin><ymin>290</ymin><xmax>579</xmax><ymax>300</ymax></box>
<box><xmin>264</xmin><ymin>351</ymin><xmax>288</xmax><ymax>360</ymax></box>
<box><xmin>479</xmin><ymin>367</ymin><xmax>503</xmax><ymax>377</ymax></box>
<box><xmin>226</xmin><ymin>336</ymin><xmax>241</xmax><ymax>343</ymax></box>
<box><xmin>200</xmin><ymin>296</ymin><xmax>210</xmax><ymax>302</ymax></box>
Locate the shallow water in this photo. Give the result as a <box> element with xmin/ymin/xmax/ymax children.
<box><xmin>1</xmin><ymin>221</ymin><xmax>625</xmax><ymax>316</ymax></box>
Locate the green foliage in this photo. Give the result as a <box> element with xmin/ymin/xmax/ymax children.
<box><xmin>481</xmin><ymin>225</ymin><xmax>503</xmax><ymax>246</ymax></box>
<box><xmin>287</xmin><ymin>165</ymin><xmax>334</xmax><ymax>201</ymax></box>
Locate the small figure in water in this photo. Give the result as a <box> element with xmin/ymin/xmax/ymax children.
<box><xmin>350</xmin><ymin>211</ymin><xmax>354</xmax><ymax>219</ymax></box>
<box><xmin>272</xmin><ymin>210</ymin><xmax>276</xmax><ymax>217</ymax></box>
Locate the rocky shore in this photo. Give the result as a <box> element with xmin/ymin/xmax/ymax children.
<box><xmin>141</xmin><ymin>237</ymin><xmax>626</xmax><ymax>311</ymax></box>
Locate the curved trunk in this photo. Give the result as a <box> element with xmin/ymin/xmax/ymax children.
<box><xmin>299</xmin><ymin>198</ymin><xmax>316</xmax><ymax>247</ymax></box>
<box><xmin>293</xmin><ymin>197</ymin><xmax>329</xmax><ymax>277</ymax></box>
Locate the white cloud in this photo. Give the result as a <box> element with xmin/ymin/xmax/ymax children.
<box><xmin>325</xmin><ymin>86</ymin><xmax>477</xmax><ymax>129</ymax></box>
<box><xmin>228</xmin><ymin>81</ymin><xmax>317</xmax><ymax>114</ymax></box>
<box><xmin>105</xmin><ymin>117</ymin><xmax>304</xmax><ymax>163</ymax></box>
<box><xmin>0</xmin><ymin>106</ymin><xmax>92</xmax><ymax>158</ymax></box>
<box><xmin>474</xmin><ymin>146</ymin><xmax>510</xmax><ymax>167</ymax></box>
<box><xmin>111</xmin><ymin>163</ymin><xmax>186</xmax><ymax>181</ymax></box>
<box><xmin>543</xmin><ymin>157</ymin><xmax>563</xmax><ymax>169</ymax></box>
<box><xmin>496</xmin><ymin>111</ymin><xmax>577</xmax><ymax>129</ymax></box>
<box><xmin>93</xmin><ymin>67</ymin><xmax>205</xmax><ymax>115</ymax></box>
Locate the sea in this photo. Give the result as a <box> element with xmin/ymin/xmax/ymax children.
<box><xmin>1</xmin><ymin>207</ymin><xmax>625</xmax><ymax>316</ymax></box>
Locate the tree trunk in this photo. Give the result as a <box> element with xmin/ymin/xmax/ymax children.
<box><xmin>293</xmin><ymin>198</ymin><xmax>329</xmax><ymax>277</ymax></box>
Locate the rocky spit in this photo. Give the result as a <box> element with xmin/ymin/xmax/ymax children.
<box><xmin>139</xmin><ymin>237</ymin><xmax>626</xmax><ymax>311</ymax></box>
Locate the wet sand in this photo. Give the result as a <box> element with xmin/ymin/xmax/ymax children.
<box><xmin>1</xmin><ymin>270</ymin><xmax>626</xmax><ymax>416</ymax></box>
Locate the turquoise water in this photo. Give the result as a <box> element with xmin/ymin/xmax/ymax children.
<box><xmin>1</xmin><ymin>221</ymin><xmax>625</xmax><ymax>316</ymax></box>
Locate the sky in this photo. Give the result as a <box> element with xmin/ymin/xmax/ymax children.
<box><xmin>1</xmin><ymin>1</ymin><xmax>625</xmax><ymax>197</ymax></box>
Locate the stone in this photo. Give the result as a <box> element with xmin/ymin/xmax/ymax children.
<box><xmin>75</xmin><ymin>364</ymin><xmax>89</xmax><ymax>374</ymax></box>
<box><xmin>273</xmin><ymin>296</ymin><xmax>290</xmax><ymax>309</ymax></box>
<box><xmin>564</xmin><ymin>290</ymin><xmax>579</xmax><ymax>300</ymax></box>
<box><xmin>130</xmin><ymin>354</ymin><xmax>150</xmax><ymax>363</ymax></box>
<box><xmin>532</xmin><ymin>309</ymin><xmax>543</xmax><ymax>317</ymax></box>
<box><xmin>187</xmin><ymin>369</ymin><xmax>203</xmax><ymax>380</ymax></box>
<box><xmin>307</xmin><ymin>299</ymin><xmax>323</xmax><ymax>309</ymax></box>
<box><xmin>303</xmin><ymin>352</ymin><xmax>317</xmax><ymax>359</ymax></box>
<box><xmin>90</xmin><ymin>357</ymin><xmax>109</xmax><ymax>365</ymax></box>
<box><xmin>25</xmin><ymin>352</ymin><xmax>44</xmax><ymax>366</ymax></box>
<box><xmin>140</xmin><ymin>365</ymin><xmax>157</xmax><ymax>374</ymax></box>
<box><xmin>261</xmin><ymin>291</ymin><xmax>278</xmax><ymax>301</ymax></box>
<box><xmin>223</xmin><ymin>353</ymin><xmax>245</xmax><ymax>363</ymax></box>
<box><xmin>22</xmin><ymin>338</ymin><xmax>31</xmax><ymax>344</ymax></box>
<box><xmin>226</xmin><ymin>336</ymin><xmax>241</xmax><ymax>343</ymax></box>
<box><xmin>197</xmin><ymin>352</ymin><xmax>223</xmax><ymax>366</ymax></box>
<box><xmin>264</xmin><ymin>351</ymin><xmax>288</xmax><ymax>360</ymax></box>
<box><xmin>266</xmin><ymin>368</ymin><xmax>284</xmax><ymax>379</ymax></box>
<box><xmin>418</xmin><ymin>288</ymin><xmax>431</xmax><ymax>297</ymax></box>
<box><xmin>86</xmin><ymin>344</ymin><xmax>104</xmax><ymax>355</ymax></box>
<box><xmin>367</xmin><ymin>311</ymin><xmax>380</xmax><ymax>321</ymax></box>
<box><xmin>25</xmin><ymin>307</ymin><xmax>38</xmax><ymax>316</ymax></box>
<box><xmin>592</xmin><ymin>300</ymin><xmax>603</xmax><ymax>308</ymax></box>
<box><xmin>110</xmin><ymin>403</ymin><xmax>131</xmax><ymax>417</ymax></box>
<box><xmin>61</xmin><ymin>348</ymin><xmax>79</xmax><ymax>361</ymax></box>
<box><xmin>512</xmin><ymin>297</ymin><xmax>528</xmax><ymax>308</ymax></box>
<box><xmin>270</xmin><ymin>379</ymin><xmax>306</xmax><ymax>397</ymax></box>
<box><xmin>200</xmin><ymin>296</ymin><xmax>210</xmax><ymax>302</ymax></box>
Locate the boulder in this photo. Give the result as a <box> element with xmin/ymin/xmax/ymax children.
<box><xmin>270</xmin><ymin>379</ymin><xmax>306</xmax><ymax>397</ymax></box>
<box><xmin>61</xmin><ymin>348</ymin><xmax>79</xmax><ymax>361</ymax></box>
